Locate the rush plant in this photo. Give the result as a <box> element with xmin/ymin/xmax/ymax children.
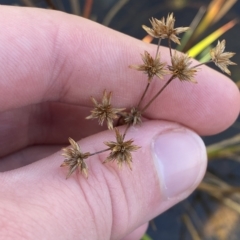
<box><xmin>60</xmin><ymin>13</ymin><xmax>236</xmax><ymax>179</ymax></box>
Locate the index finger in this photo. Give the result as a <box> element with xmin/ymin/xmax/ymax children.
<box><xmin>0</xmin><ymin>6</ymin><xmax>239</xmax><ymax>135</ymax></box>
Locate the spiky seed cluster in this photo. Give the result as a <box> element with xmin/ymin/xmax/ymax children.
<box><xmin>168</xmin><ymin>51</ymin><xmax>197</xmax><ymax>83</ymax></box>
<box><xmin>61</xmin><ymin>13</ymin><xmax>237</xmax><ymax>180</ymax></box>
<box><xmin>210</xmin><ymin>39</ymin><xmax>236</xmax><ymax>75</ymax></box>
<box><xmin>61</xmin><ymin>138</ymin><xmax>90</xmax><ymax>179</ymax></box>
<box><xmin>86</xmin><ymin>90</ymin><xmax>125</xmax><ymax>129</ymax></box>
<box><xmin>129</xmin><ymin>51</ymin><xmax>168</xmax><ymax>82</ymax></box>
<box><xmin>104</xmin><ymin>128</ymin><xmax>140</xmax><ymax>170</ymax></box>
<box><xmin>123</xmin><ymin>107</ymin><xmax>142</xmax><ymax>126</ymax></box>
<box><xmin>142</xmin><ymin>13</ymin><xmax>189</xmax><ymax>44</ymax></box>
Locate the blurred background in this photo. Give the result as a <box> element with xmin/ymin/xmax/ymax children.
<box><xmin>1</xmin><ymin>0</ymin><xmax>240</xmax><ymax>239</ymax></box>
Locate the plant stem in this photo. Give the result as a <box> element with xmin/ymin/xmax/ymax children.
<box><xmin>137</xmin><ymin>82</ymin><xmax>150</xmax><ymax>108</ymax></box>
<box><xmin>123</xmin><ymin>124</ymin><xmax>130</xmax><ymax>139</ymax></box>
<box><xmin>89</xmin><ymin>148</ymin><xmax>110</xmax><ymax>156</ymax></box>
<box><xmin>141</xmin><ymin>76</ymin><xmax>175</xmax><ymax>113</ymax></box>
<box><xmin>155</xmin><ymin>38</ymin><xmax>162</xmax><ymax>59</ymax></box>
<box><xmin>168</xmin><ymin>39</ymin><xmax>172</xmax><ymax>57</ymax></box>
<box><xmin>137</xmin><ymin>38</ymin><xmax>162</xmax><ymax>109</ymax></box>
<box><xmin>192</xmin><ymin>60</ymin><xmax>212</xmax><ymax>69</ymax></box>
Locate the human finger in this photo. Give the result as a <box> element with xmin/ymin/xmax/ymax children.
<box><xmin>121</xmin><ymin>223</ymin><xmax>149</xmax><ymax>240</ymax></box>
<box><xmin>0</xmin><ymin>103</ymin><xmax>105</xmax><ymax>157</ymax></box>
<box><xmin>0</xmin><ymin>120</ymin><xmax>207</xmax><ymax>239</ymax></box>
<box><xmin>0</xmin><ymin>6</ymin><xmax>238</xmax><ymax>136</ymax></box>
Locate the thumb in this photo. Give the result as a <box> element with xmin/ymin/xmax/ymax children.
<box><xmin>0</xmin><ymin>120</ymin><xmax>207</xmax><ymax>240</ymax></box>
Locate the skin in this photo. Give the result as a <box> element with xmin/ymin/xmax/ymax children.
<box><xmin>0</xmin><ymin>6</ymin><xmax>239</xmax><ymax>240</ymax></box>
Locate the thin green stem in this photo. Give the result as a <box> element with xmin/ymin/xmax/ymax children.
<box><xmin>141</xmin><ymin>76</ymin><xmax>175</xmax><ymax>113</ymax></box>
<box><xmin>89</xmin><ymin>148</ymin><xmax>110</xmax><ymax>156</ymax></box>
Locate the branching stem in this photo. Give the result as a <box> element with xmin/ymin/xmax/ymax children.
<box><xmin>141</xmin><ymin>75</ymin><xmax>175</xmax><ymax>113</ymax></box>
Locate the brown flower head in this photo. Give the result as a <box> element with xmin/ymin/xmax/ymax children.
<box><xmin>104</xmin><ymin>128</ymin><xmax>140</xmax><ymax>170</ymax></box>
<box><xmin>86</xmin><ymin>90</ymin><xmax>125</xmax><ymax>129</ymax></box>
<box><xmin>123</xmin><ymin>107</ymin><xmax>142</xmax><ymax>126</ymax></box>
<box><xmin>61</xmin><ymin>138</ymin><xmax>90</xmax><ymax>179</ymax></box>
<box><xmin>210</xmin><ymin>39</ymin><xmax>236</xmax><ymax>75</ymax></box>
<box><xmin>142</xmin><ymin>13</ymin><xmax>189</xmax><ymax>44</ymax></box>
<box><xmin>129</xmin><ymin>51</ymin><xmax>168</xmax><ymax>82</ymax></box>
<box><xmin>168</xmin><ymin>51</ymin><xmax>197</xmax><ymax>83</ymax></box>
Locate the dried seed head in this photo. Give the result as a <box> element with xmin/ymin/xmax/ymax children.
<box><xmin>86</xmin><ymin>90</ymin><xmax>125</xmax><ymax>129</ymax></box>
<box><xmin>129</xmin><ymin>51</ymin><xmax>168</xmax><ymax>82</ymax></box>
<box><xmin>104</xmin><ymin>128</ymin><xmax>140</xmax><ymax>170</ymax></box>
<box><xmin>123</xmin><ymin>107</ymin><xmax>142</xmax><ymax>126</ymax></box>
<box><xmin>168</xmin><ymin>51</ymin><xmax>197</xmax><ymax>83</ymax></box>
<box><xmin>210</xmin><ymin>39</ymin><xmax>236</xmax><ymax>75</ymax></box>
<box><xmin>142</xmin><ymin>13</ymin><xmax>189</xmax><ymax>44</ymax></box>
<box><xmin>61</xmin><ymin>138</ymin><xmax>90</xmax><ymax>179</ymax></box>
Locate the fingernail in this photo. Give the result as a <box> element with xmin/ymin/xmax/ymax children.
<box><xmin>153</xmin><ymin>127</ymin><xmax>207</xmax><ymax>199</ymax></box>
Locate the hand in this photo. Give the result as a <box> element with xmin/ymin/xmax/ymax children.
<box><xmin>0</xmin><ymin>6</ymin><xmax>239</xmax><ymax>240</ymax></box>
